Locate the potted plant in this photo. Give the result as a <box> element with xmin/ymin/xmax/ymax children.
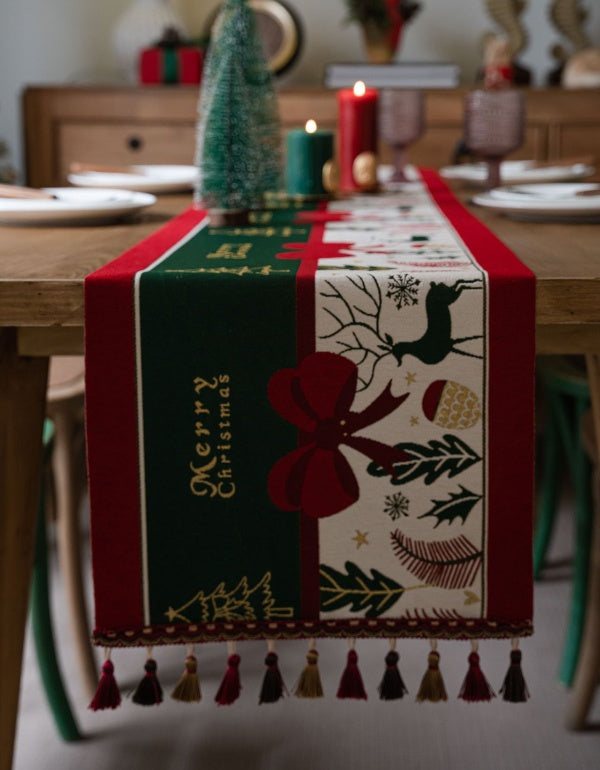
<box><xmin>343</xmin><ymin>0</ymin><xmax>422</xmax><ymax>63</ymax></box>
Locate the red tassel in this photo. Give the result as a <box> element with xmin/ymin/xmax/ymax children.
<box><xmin>416</xmin><ymin>641</ymin><xmax>447</xmax><ymax>703</ymax></box>
<box><xmin>132</xmin><ymin>648</ymin><xmax>163</xmax><ymax>706</ymax></box>
<box><xmin>215</xmin><ymin>643</ymin><xmax>242</xmax><ymax>705</ymax></box>
<box><xmin>500</xmin><ymin>641</ymin><xmax>530</xmax><ymax>702</ymax></box>
<box><xmin>89</xmin><ymin>651</ymin><xmax>121</xmax><ymax>711</ymax></box>
<box><xmin>337</xmin><ymin>644</ymin><xmax>367</xmax><ymax>700</ymax></box>
<box><xmin>458</xmin><ymin>642</ymin><xmax>496</xmax><ymax>702</ymax></box>
<box><xmin>294</xmin><ymin>644</ymin><xmax>324</xmax><ymax>698</ymax></box>
<box><xmin>259</xmin><ymin>643</ymin><xmax>287</xmax><ymax>704</ymax></box>
<box><xmin>171</xmin><ymin>646</ymin><xmax>202</xmax><ymax>703</ymax></box>
<box><xmin>378</xmin><ymin>642</ymin><xmax>408</xmax><ymax>700</ymax></box>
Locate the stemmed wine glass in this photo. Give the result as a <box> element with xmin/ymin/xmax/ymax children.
<box><xmin>463</xmin><ymin>89</ymin><xmax>525</xmax><ymax>190</ymax></box>
<box><xmin>379</xmin><ymin>89</ymin><xmax>425</xmax><ymax>183</ymax></box>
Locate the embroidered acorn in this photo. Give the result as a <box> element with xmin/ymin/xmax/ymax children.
<box><xmin>422</xmin><ymin>379</ymin><xmax>482</xmax><ymax>430</ymax></box>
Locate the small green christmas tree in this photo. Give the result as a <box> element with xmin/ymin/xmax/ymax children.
<box><xmin>195</xmin><ymin>0</ymin><xmax>282</xmax><ymax>222</ymax></box>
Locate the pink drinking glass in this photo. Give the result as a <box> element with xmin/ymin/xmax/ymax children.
<box><xmin>379</xmin><ymin>89</ymin><xmax>425</xmax><ymax>182</ymax></box>
<box><xmin>463</xmin><ymin>89</ymin><xmax>525</xmax><ymax>190</ymax></box>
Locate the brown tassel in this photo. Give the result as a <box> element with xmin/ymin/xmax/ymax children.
<box><xmin>458</xmin><ymin>641</ymin><xmax>496</xmax><ymax>702</ymax></box>
<box><xmin>416</xmin><ymin>641</ymin><xmax>447</xmax><ymax>703</ymax></box>
<box><xmin>215</xmin><ymin>641</ymin><xmax>242</xmax><ymax>705</ymax></box>
<box><xmin>132</xmin><ymin>647</ymin><xmax>163</xmax><ymax>706</ymax></box>
<box><xmin>337</xmin><ymin>640</ymin><xmax>367</xmax><ymax>700</ymax></box>
<box><xmin>171</xmin><ymin>645</ymin><xmax>202</xmax><ymax>703</ymax></box>
<box><xmin>259</xmin><ymin>641</ymin><xmax>287</xmax><ymax>704</ymax></box>
<box><xmin>89</xmin><ymin>650</ymin><xmax>121</xmax><ymax>711</ymax></box>
<box><xmin>294</xmin><ymin>641</ymin><xmax>324</xmax><ymax>698</ymax></box>
<box><xmin>499</xmin><ymin>639</ymin><xmax>530</xmax><ymax>703</ymax></box>
<box><xmin>378</xmin><ymin>640</ymin><xmax>408</xmax><ymax>700</ymax></box>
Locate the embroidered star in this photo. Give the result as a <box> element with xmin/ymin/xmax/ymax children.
<box><xmin>405</xmin><ymin>371</ymin><xmax>417</xmax><ymax>385</ymax></box>
<box><xmin>352</xmin><ymin>530</ymin><xmax>369</xmax><ymax>548</ymax></box>
<box><xmin>410</xmin><ymin>415</ymin><xmax>420</xmax><ymax>426</ymax></box>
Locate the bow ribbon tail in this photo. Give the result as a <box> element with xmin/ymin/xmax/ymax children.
<box><xmin>343</xmin><ymin>435</ymin><xmax>410</xmax><ymax>478</ymax></box>
<box><xmin>347</xmin><ymin>385</ymin><xmax>409</xmax><ymax>434</ymax></box>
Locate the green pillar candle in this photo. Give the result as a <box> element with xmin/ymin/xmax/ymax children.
<box><xmin>286</xmin><ymin>120</ymin><xmax>334</xmax><ymax>197</ymax></box>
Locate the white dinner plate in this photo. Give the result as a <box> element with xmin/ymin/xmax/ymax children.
<box><xmin>0</xmin><ymin>188</ymin><xmax>157</xmax><ymax>225</ymax></box>
<box><xmin>68</xmin><ymin>164</ymin><xmax>198</xmax><ymax>193</ymax></box>
<box><xmin>472</xmin><ymin>182</ymin><xmax>600</xmax><ymax>222</ymax></box>
<box><xmin>440</xmin><ymin>159</ymin><xmax>595</xmax><ymax>185</ymax></box>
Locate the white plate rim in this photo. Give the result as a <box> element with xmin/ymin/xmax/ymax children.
<box><xmin>440</xmin><ymin>160</ymin><xmax>595</xmax><ymax>185</ymax></box>
<box><xmin>67</xmin><ymin>164</ymin><xmax>197</xmax><ymax>192</ymax></box>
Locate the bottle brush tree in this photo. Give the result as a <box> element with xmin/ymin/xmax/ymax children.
<box><xmin>195</xmin><ymin>0</ymin><xmax>282</xmax><ymax>222</ymax></box>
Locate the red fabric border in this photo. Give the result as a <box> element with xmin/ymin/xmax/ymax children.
<box><xmin>85</xmin><ymin>207</ymin><xmax>207</xmax><ymax>630</ymax></box>
<box><xmin>419</xmin><ymin>168</ymin><xmax>535</xmax><ymax>625</ymax></box>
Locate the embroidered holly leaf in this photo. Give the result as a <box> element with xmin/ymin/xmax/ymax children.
<box><xmin>320</xmin><ymin>561</ymin><xmax>405</xmax><ymax>618</ymax></box>
<box><xmin>418</xmin><ymin>485</ymin><xmax>482</xmax><ymax>528</ymax></box>
<box><xmin>390</xmin><ymin>531</ymin><xmax>482</xmax><ymax>589</ymax></box>
<box><xmin>367</xmin><ymin>433</ymin><xmax>481</xmax><ymax>485</ymax></box>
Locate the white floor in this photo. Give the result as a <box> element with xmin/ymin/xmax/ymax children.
<box><xmin>13</xmin><ymin>495</ymin><xmax>600</xmax><ymax>770</ymax></box>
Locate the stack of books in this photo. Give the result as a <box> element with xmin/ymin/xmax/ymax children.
<box><xmin>324</xmin><ymin>62</ymin><xmax>460</xmax><ymax>89</ymax></box>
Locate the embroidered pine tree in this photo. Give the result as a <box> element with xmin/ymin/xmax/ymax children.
<box><xmin>195</xmin><ymin>0</ymin><xmax>282</xmax><ymax>223</ymax></box>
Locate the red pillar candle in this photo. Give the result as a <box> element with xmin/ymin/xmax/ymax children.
<box><xmin>337</xmin><ymin>81</ymin><xmax>378</xmax><ymax>192</ymax></box>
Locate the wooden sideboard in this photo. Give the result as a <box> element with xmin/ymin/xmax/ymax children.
<box><xmin>23</xmin><ymin>85</ymin><xmax>600</xmax><ymax>187</ymax></box>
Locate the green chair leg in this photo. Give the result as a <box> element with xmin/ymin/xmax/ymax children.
<box><xmin>30</xmin><ymin>420</ymin><xmax>82</xmax><ymax>741</ymax></box>
<box><xmin>534</xmin><ymin>357</ymin><xmax>592</xmax><ymax>687</ymax></box>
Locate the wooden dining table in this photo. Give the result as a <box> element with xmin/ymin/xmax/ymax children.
<box><xmin>1</xmin><ymin>190</ymin><xmax>599</xmax><ymax>770</ymax></box>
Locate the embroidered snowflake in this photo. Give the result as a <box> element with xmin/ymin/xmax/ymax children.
<box><xmin>384</xmin><ymin>492</ymin><xmax>409</xmax><ymax>520</ymax></box>
<box><xmin>386</xmin><ymin>273</ymin><xmax>420</xmax><ymax>309</ymax></box>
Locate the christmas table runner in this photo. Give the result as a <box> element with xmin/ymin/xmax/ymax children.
<box><xmin>85</xmin><ymin>170</ymin><xmax>535</xmax><ymax>654</ymax></box>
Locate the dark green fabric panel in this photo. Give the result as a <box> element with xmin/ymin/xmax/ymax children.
<box><xmin>138</xmin><ymin>219</ymin><xmax>308</xmax><ymax>625</ymax></box>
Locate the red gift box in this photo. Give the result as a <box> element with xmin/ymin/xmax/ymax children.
<box><xmin>139</xmin><ymin>44</ymin><xmax>203</xmax><ymax>85</ymax></box>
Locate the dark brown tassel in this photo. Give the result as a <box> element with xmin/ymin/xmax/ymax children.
<box><xmin>132</xmin><ymin>648</ymin><xmax>163</xmax><ymax>706</ymax></box>
<box><xmin>259</xmin><ymin>643</ymin><xmax>287</xmax><ymax>704</ymax></box>
<box><xmin>337</xmin><ymin>643</ymin><xmax>367</xmax><ymax>700</ymax></box>
<box><xmin>89</xmin><ymin>651</ymin><xmax>121</xmax><ymax>711</ymax></box>
<box><xmin>458</xmin><ymin>642</ymin><xmax>496</xmax><ymax>702</ymax></box>
<box><xmin>215</xmin><ymin>643</ymin><xmax>242</xmax><ymax>705</ymax></box>
<box><xmin>500</xmin><ymin>641</ymin><xmax>530</xmax><ymax>702</ymax></box>
<box><xmin>294</xmin><ymin>644</ymin><xmax>324</xmax><ymax>698</ymax></box>
<box><xmin>378</xmin><ymin>641</ymin><xmax>408</xmax><ymax>700</ymax></box>
<box><xmin>171</xmin><ymin>646</ymin><xmax>202</xmax><ymax>703</ymax></box>
<box><xmin>416</xmin><ymin>641</ymin><xmax>447</xmax><ymax>703</ymax></box>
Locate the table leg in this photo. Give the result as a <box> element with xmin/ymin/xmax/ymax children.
<box><xmin>0</xmin><ymin>330</ymin><xmax>49</xmax><ymax>770</ymax></box>
<box><xmin>565</xmin><ymin>353</ymin><xmax>600</xmax><ymax>729</ymax></box>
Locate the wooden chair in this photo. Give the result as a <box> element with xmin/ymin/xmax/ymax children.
<box><xmin>45</xmin><ymin>356</ymin><xmax>97</xmax><ymax>698</ymax></box>
<box><xmin>566</xmin><ymin>409</ymin><xmax>600</xmax><ymax>729</ymax></box>
<box><xmin>534</xmin><ymin>356</ymin><xmax>592</xmax><ymax>686</ymax></box>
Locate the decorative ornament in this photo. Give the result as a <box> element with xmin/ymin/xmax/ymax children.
<box><xmin>458</xmin><ymin>641</ymin><xmax>496</xmax><ymax>702</ymax></box>
<box><xmin>294</xmin><ymin>643</ymin><xmax>324</xmax><ymax>698</ymax></box>
<box><xmin>481</xmin><ymin>0</ymin><xmax>531</xmax><ymax>85</ymax></box>
<box><xmin>111</xmin><ymin>0</ymin><xmax>189</xmax><ymax>83</ymax></box>
<box><xmin>171</xmin><ymin>645</ymin><xmax>202</xmax><ymax>702</ymax></box>
<box><xmin>343</xmin><ymin>1</ymin><xmax>422</xmax><ymax>63</ymax></box>
<box><xmin>378</xmin><ymin>640</ymin><xmax>408</xmax><ymax>700</ymax></box>
<box><xmin>89</xmin><ymin>650</ymin><xmax>121</xmax><ymax>711</ymax></box>
<box><xmin>132</xmin><ymin>647</ymin><xmax>163</xmax><ymax>706</ymax></box>
<box><xmin>416</xmin><ymin>641</ymin><xmax>448</xmax><ymax>703</ymax></box>
<box><xmin>195</xmin><ymin>0</ymin><xmax>282</xmax><ymax>223</ymax></box>
<box><xmin>352</xmin><ymin>151</ymin><xmax>379</xmax><ymax>192</ymax></box>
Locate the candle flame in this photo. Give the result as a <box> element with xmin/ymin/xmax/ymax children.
<box><xmin>353</xmin><ymin>81</ymin><xmax>366</xmax><ymax>97</ymax></box>
<box><xmin>305</xmin><ymin>119</ymin><xmax>317</xmax><ymax>133</ymax></box>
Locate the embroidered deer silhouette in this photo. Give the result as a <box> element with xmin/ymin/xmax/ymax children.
<box><xmin>320</xmin><ymin>276</ymin><xmax>484</xmax><ymax>391</ymax></box>
<box><xmin>390</xmin><ymin>279</ymin><xmax>484</xmax><ymax>366</ymax></box>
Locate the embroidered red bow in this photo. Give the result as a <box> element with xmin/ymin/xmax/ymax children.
<box><xmin>267</xmin><ymin>352</ymin><xmax>409</xmax><ymax>518</ymax></box>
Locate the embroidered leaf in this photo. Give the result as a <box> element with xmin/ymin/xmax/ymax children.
<box><xmin>390</xmin><ymin>531</ymin><xmax>482</xmax><ymax>589</ymax></box>
<box><xmin>367</xmin><ymin>433</ymin><xmax>481</xmax><ymax>485</ymax></box>
<box><xmin>320</xmin><ymin>561</ymin><xmax>405</xmax><ymax>618</ymax></box>
<box><xmin>418</xmin><ymin>485</ymin><xmax>482</xmax><ymax>527</ymax></box>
